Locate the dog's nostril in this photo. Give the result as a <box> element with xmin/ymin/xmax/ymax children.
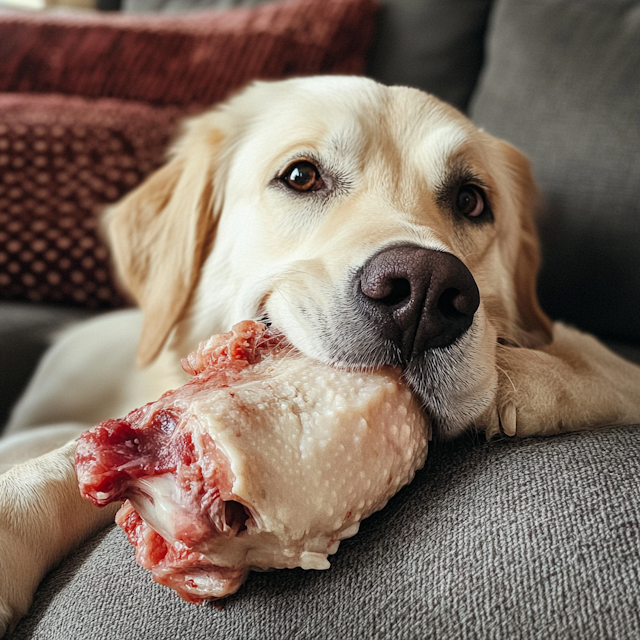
<box><xmin>381</xmin><ymin>278</ymin><xmax>411</xmax><ymax>308</ymax></box>
<box><xmin>438</xmin><ymin>288</ymin><xmax>466</xmax><ymax>320</ymax></box>
<box><xmin>361</xmin><ymin>276</ymin><xmax>411</xmax><ymax>307</ymax></box>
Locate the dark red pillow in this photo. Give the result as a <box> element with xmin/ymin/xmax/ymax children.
<box><xmin>0</xmin><ymin>0</ymin><xmax>377</xmax><ymax>107</ymax></box>
<box><xmin>0</xmin><ymin>94</ymin><xmax>181</xmax><ymax>308</ymax></box>
<box><xmin>0</xmin><ymin>0</ymin><xmax>378</xmax><ymax>308</ymax></box>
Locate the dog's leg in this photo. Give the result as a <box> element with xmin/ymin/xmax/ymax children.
<box><xmin>479</xmin><ymin>322</ymin><xmax>640</xmax><ymax>439</ymax></box>
<box><xmin>0</xmin><ymin>424</ymin><xmax>87</xmax><ymax>474</ymax></box>
<box><xmin>0</xmin><ymin>442</ymin><xmax>118</xmax><ymax>637</ymax></box>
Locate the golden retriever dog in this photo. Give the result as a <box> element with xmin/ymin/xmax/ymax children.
<box><xmin>1</xmin><ymin>76</ymin><xmax>639</xmax><ymax>634</ymax></box>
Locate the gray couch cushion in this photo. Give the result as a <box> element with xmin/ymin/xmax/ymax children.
<box><xmin>608</xmin><ymin>340</ymin><xmax>640</xmax><ymax>367</ymax></box>
<box><xmin>366</xmin><ymin>0</ymin><xmax>493</xmax><ymax>111</ymax></box>
<box><xmin>469</xmin><ymin>0</ymin><xmax>640</xmax><ymax>346</ymax></box>
<box><xmin>11</xmin><ymin>423</ymin><xmax>640</xmax><ymax>639</ymax></box>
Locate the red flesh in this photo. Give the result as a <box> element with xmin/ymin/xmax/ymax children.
<box><xmin>116</xmin><ymin>502</ymin><xmax>247</xmax><ymax>604</ymax></box>
<box><xmin>75</xmin><ymin>320</ymin><xmax>277</xmax><ymax>602</ymax></box>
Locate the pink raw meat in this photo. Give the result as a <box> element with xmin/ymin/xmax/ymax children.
<box><xmin>76</xmin><ymin>321</ymin><xmax>429</xmax><ymax>603</ymax></box>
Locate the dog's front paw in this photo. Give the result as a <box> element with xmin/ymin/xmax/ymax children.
<box><xmin>0</xmin><ymin>478</ymin><xmax>49</xmax><ymax>638</ymax></box>
<box><xmin>476</xmin><ymin>326</ymin><xmax>638</xmax><ymax>440</ymax></box>
<box><xmin>0</xmin><ymin>443</ymin><xmax>119</xmax><ymax>637</ymax></box>
<box><xmin>0</xmin><ymin>443</ymin><xmax>86</xmax><ymax>637</ymax></box>
<box><xmin>0</xmin><ymin>576</ymin><xmax>32</xmax><ymax>638</ymax></box>
<box><xmin>0</xmin><ymin>601</ymin><xmax>13</xmax><ymax>639</ymax></box>
<box><xmin>475</xmin><ymin>388</ymin><xmax>518</xmax><ymax>440</ymax></box>
<box><xmin>475</xmin><ymin>347</ymin><xmax>555</xmax><ymax>439</ymax></box>
<box><xmin>0</xmin><ymin>528</ymin><xmax>40</xmax><ymax>637</ymax></box>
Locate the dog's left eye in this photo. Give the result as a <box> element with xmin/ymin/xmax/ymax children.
<box><xmin>456</xmin><ymin>185</ymin><xmax>485</xmax><ymax>218</ymax></box>
<box><xmin>281</xmin><ymin>161</ymin><xmax>324</xmax><ymax>192</ymax></box>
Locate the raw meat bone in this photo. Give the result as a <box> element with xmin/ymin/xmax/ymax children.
<box><xmin>76</xmin><ymin>321</ymin><xmax>430</xmax><ymax>603</ymax></box>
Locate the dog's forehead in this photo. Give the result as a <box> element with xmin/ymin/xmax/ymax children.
<box><xmin>236</xmin><ymin>77</ymin><xmax>474</xmax><ymax>184</ymax></box>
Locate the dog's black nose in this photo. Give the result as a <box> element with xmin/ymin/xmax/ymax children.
<box><xmin>357</xmin><ymin>245</ymin><xmax>480</xmax><ymax>362</ymax></box>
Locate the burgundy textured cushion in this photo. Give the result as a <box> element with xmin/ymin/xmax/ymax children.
<box><xmin>0</xmin><ymin>0</ymin><xmax>377</xmax><ymax>107</ymax></box>
<box><xmin>0</xmin><ymin>0</ymin><xmax>377</xmax><ymax>308</ymax></box>
<box><xmin>0</xmin><ymin>94</ymin><xmax>181</xmax><ymax>308</ymax></box>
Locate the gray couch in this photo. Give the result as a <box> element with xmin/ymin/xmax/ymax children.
<box><xmin>3</xmin><ymin>0</ymin><xmax>640</xmax><ymax>637</ymax></box>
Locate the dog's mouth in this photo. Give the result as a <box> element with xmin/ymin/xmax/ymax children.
<box><xmin>257</xmin><ymin>307</ymin><xmax>489</xmax><ymax>440</ymax></box>
<box><xmin>327</xmin><ymin>330</ymin><xmax>486</xmax><ymax>440</ymax></box>
<box><xmin>257</xmin><ymin>245</ymin><xmax>494</xmax><ymax>438</ymax></box>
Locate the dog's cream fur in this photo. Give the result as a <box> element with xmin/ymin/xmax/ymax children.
<box><xmin>1</xmin><ymin>76</ymin><xmax>639</xmax><ymax>634</ymax></box>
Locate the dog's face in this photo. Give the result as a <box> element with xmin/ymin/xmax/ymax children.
<box><xmin>106</xmin><ymin>76</ymin><xmax>551</xmax><ymax>438</ymax></box>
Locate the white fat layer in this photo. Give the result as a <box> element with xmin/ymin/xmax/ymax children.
<box><xmin>131</xmin><ymin>354</ymin><xmax>429</xmax><ymax>574</ymax></box>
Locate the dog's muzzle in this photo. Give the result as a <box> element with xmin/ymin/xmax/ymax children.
<box><xmin>355</xmin><ymin>244</ymin><xmax>480</xmax><ymax>364</ymax></box>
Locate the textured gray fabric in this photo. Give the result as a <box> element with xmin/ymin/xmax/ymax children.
<box><xmin>0</xmin><ymin>303</ymin><xmax>96</xmax><ymax>431</ymax></box>
<box><xmin>122</xmin><ymin>0</ymin><xmax>494</xmax><ymax>113</ymax></box>
<box><xmin>470</xmin><ymin>0</ymin><xmax>640</xmax><ymax>346</ymax></box>
<box><xmin>12</xmin><ymin>424</ymin><xmax>640</xmax><ymax>639</ymax></box>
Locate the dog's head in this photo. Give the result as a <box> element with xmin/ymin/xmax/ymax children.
<box><xmin>106</xmin><ymin>76</ymin><xmax>551</xmax><ymax>438</ymax></box>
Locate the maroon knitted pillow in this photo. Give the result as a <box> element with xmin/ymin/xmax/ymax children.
<box><xmin>0</xmin><ymin>94</ymin><xmax>181</xmax><ymax>308</ymax></box>
<box><xmin>0</xmin><ymin>0</ymin><xmax>378</xmax><ymax>308</ymax></box>
<box><xmin>0</xmin><ymin>0</ymin><xmax>377</xmax><ymax>107</ymax></box>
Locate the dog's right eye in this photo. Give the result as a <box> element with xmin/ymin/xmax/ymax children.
<box><xmin>281</xmin><ymin>161</ymin><xmax>324</xmax><ymax>192</ymax></box>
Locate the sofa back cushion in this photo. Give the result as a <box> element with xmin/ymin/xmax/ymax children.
<box><xmin>470</xmin><ymin>0</ymin><xmax>640</xmax><ymax>345</ymax></box>
<box><xmin>367</xmin><ymin>0</ymin><xmax>493</xmax><ymax>112</ymax></box>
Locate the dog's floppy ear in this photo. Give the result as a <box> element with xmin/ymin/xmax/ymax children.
<box><xmin>501</xmin><ymin>141</ymin><xmax>553</xmax><ymax>348</ymax></box>
<box><xmin>104</xmin><ymin>113</ymin><xmax>227</xmax><ymax>366</ymax></box>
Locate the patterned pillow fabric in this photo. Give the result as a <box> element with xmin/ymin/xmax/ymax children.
<box><xmin>0</xmin><ymin>0</ymin><xmax>376</xmax><ymax>107</ymax></box>
<box><xmin>0</xmin><ymin>94</ymin><xmax>181</xmax><ymax>308</ymax></box>
<box><xmin>0</xmin><ymin>0</ymin><xmax>377</xmax><ymax>308</ymax></box>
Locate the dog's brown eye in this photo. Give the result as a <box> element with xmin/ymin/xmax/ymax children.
<box><xmin>282</xmin><ymin>161</ymin><xmax>323</xmax><ymax>192</ymax></box>
<box><xmin>456</xmin><ymin>185</ymin><xmax>484</xmax><ymax>218</ymax></box>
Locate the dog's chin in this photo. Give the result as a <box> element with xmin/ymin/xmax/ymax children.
<box><xmin>402</xmin><ymin>328</ymin><xmax>497</xmax><ymax>439</ymax></box>
<box><xmin>321</xmin><ymin>337</ymin><xmax>493</xmax><ymax>441</ymax></box>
